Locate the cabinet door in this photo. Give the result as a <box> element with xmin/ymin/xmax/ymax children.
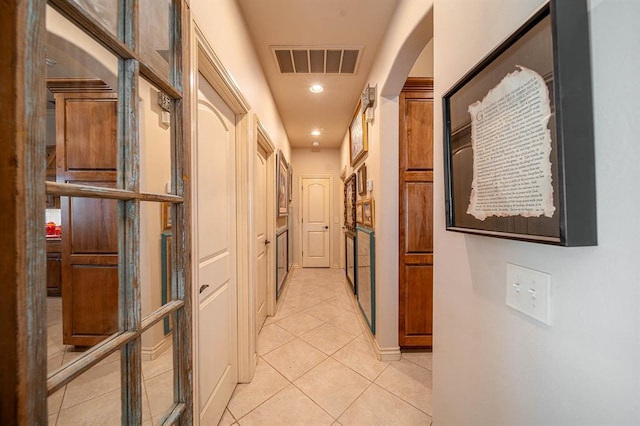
<box><xmin>46</xmin><ymin>252</ymin><xmax>62</xmax><ymax>297</ymax></box>
<box><xmin>52</xmin><ymin>89</ymin><xmax>119</xmax><ymax>346</ymax></box>
<box><xmin>399</xmin><ymin>79</ymin><xmax>434</xmax><ymax>348</ymax></box>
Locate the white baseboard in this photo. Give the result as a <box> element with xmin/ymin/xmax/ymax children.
<box><xmin>373</xmin><ymin>339</ymin><xmax>402</xmax><ymax>362</ymax></box>
<box><xmin>141</xmin><ymin>335</ymin><xmax>172</xmax><ymax>361</ymax></box>
<box><xmin>347</xmin><ymin>281</ymin><xmax>402</xmax><ymax>362</ymax></box>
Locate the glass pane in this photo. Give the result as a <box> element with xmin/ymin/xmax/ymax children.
<box><xmin>142</xmin><ymin>327</ymin><xmax>175</xmax><ymax>423</ymax></box>
<box><xmin>46</xmin><ymin>5</ymin><xmax>119</xmax><ymax>90</ymax></box>
<box><xmin>49</xmin><ymin>354</ymin><xmax>122</xmax><ymax>424</ymax></box>
<box><xmin>139</xmin><ymin>77</ymin><xmax>173</xmax><ymax>194</ymax></box>
<box><xmin>140</xmin><ymin>207</ymin><xmax>175</xmax><ymax>313</ymax></box>
<box><xmin>46</xmin><ymin>4</ymin><xmax>122</xmax><ymax>373</ymax></box>
<box><xmin>139</xmin><ymin>0</ymin><xmax>172</xmax><ymax>79</ymax></box>
<box><xmin>70</xmin><ymin>0</ymin><xmax>119</xmax><ymax>38</ymax></box>
<box><xmin>46</xmin><ymin>195</ymin><xmax>120</xmax><ymax>360</ymax></box>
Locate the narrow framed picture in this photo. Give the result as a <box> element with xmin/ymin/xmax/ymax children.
<box><xmin>349</xmin><ymin>99</ymin><xmax>368</xmax><ymax>166</ymax></box>
<box><xmin>363</xmin><ymin>198</ymin><xmax>374</xmax><ymax>228</ymax></box>
<box><xmin>357</xmin><ymin>163</ymin><xmax>367</xmax><ymax>196</ymax></box>
<box><xmin>161</xmin><ymin>202</ymin><xmax>172</xmax><ymax>230</ymax></box>
<box><xmin>356</xmin><ymin>200</ymin><xmax>364</xmax><ymax>224</ymax></box>
<box><xmin>277</xmin><ymin>150</ymin><xmax>289</xmax><ymax>217</ymax></box>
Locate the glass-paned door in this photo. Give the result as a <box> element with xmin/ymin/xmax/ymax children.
<box><xmin>39</xmin><ymin>0</ymin><xmax>191</xmax><ymax>424</ymax></box>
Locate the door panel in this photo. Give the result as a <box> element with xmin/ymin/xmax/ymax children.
<box><xmin>69</xmin><ymin>266</ymin><xmax>118</xmax><ymax>336</ymax></box>
<box><xmin>404</xmin><ymin>182</ymin><xmax>433</xmax><ymax>253</ymax></box>
<box><xmin>256</xmin><ymin>144</ymin><xmax>268</xmax><ymax>330</ymax></box>
<box><xmin>302</xmin><ymin>178</ymin><xmax>330</xmax><ymax>267</ymax></box>
<box><xmin>196</xmin><ymin>73</ymin><xmax>237</xmax><ymax>423</ymax></box>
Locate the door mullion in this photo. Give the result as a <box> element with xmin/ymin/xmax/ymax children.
<box><xmin>120</xmin><ymin>0</ymin><xmax>142</xmax><ymax>421</ymax></box>
<box><xmin>172</xmin><ymin>1</ymin><xmax>194</xmax><ymax>423</ymax></box>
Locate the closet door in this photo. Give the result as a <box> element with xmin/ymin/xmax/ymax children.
<box><xmin>399</xmin><ymin>78</ymin><xmax>434</xmax><ymax>348</ymax></box>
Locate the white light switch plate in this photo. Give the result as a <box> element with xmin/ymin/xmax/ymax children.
<box><xmin>506</xmin><ymin>263</ymin><xmax>552</xmax><ymax>325</ymax></box>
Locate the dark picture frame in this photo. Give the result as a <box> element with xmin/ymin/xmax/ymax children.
<box><xmin>344</xmin><ymin>173</ymin><xmax>357</xmax><ymax>232</ymax></box>
<box><xmin>442</xmin><ymin>0</ymin><xmax>596</xmax><ymax>246</ymax></box>
<box><xmin>277</xmin><ymin>150</ymin><xmax>289</xmax><ymax>217</ymax></box>
<box><xmin>349</xmin><ymin>99</ymin><xmax>368</xmax><ymax>166</ymax></box>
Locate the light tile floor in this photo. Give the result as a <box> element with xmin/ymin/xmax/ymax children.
<box><xmin>46</xmin><ymin>298</ymin><xmax>174</xmax><ymax>425</ymax></box>
<box><xmin>45</xmin><ymin>268</ymin><xmax>433</xmax><ymax>425</ymax></box>
<box><xmin>222</xmin><ymin>268</ymin><xmax>433</xmax><ymax>426</ymax></box>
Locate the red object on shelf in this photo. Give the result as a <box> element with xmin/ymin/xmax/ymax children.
<box><xmin>46</xmin><ymin>222</ymin><xmax>62</xmax><ymax>237</ymax></box>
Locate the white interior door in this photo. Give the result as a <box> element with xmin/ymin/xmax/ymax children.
<box><xmin>302</xmin><ymin>177</ymin><xmax>331</xmax><ymax>268</ymax></box>
<box><xmin>195</xmin><ymin>73</ymin><xmax>237</xmax><ymax>424</ymax></box>
<box><xmin>255</xmin><ymin>143</ymin><xmax>268</xmax><ymax>331</ymax></box>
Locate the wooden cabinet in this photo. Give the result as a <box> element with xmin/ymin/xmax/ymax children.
<box><xmin>49</xmin><ymin>80</ymin><xmax>119</xmax><ymax>346</ymax></box>
<box><xmin>399</xmin><ymin>78</ymin><xmax>434</xmax><ymax>348</ymax></box>
<box><xmin>46</xmin><ymin>240</ymin><xmax>62</xmax><ymax>297</ymax></box>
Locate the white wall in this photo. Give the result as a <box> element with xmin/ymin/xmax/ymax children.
<box><xmin>139</xmin><ymin>78</ymin><xmax>173</xmax><ymax>354</ymax></box>
<box><xmin>190</xmin><ymin>0</ymin><xmax>291</xmax><ymax>160</ymax></box>
<box><xmin>433</xmin><ymin>0</ymin><xmax>640</xmax><ymax>424</ymax></box>
<box><xmin>291</xmin><ymin>148</ymin><xmax>342</xmax><ymax>269</ymax></box>
<box><xmin>339</xmin><ymin>0</ymin><xmax>433</xmax><ymax>355</ymax></box>
<box><xmin>408</xmin><ymin>39</ymin><xmax>433</xmax><ymax>77</ymax></box>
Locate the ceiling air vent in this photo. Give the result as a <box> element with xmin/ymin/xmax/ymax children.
<box><xmin>272</xmin><ymin>46</ymin><xmax>362</xmax><ymax>75</ymax></box>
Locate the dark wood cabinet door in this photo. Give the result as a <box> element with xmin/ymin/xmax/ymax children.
<box><xmin>46</xmin><ymin>249</ymin><xmax>62</xmax><ymax>297</ymax></box>
<box><xmin>399</xmin><ymin>78</ymin><xmax>434</xmax><ymax>348</ymax></box>
<box><xmin>52</xmin><ymin>88</ymin><xmax>119</xmax><ymax>346</ymax></box>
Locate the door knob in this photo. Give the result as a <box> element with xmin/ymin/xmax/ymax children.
<box><xmin>324</xmin><ymin>226</ymin><xmax>329</xmax><ymax>230</ymax></box>
<box><xmin>199</xmin><ymin>284</ymin><xmax>209</xmax><ymax>294</ymax></box>
<box><xmin>265</xmin><ymin>239</ymin><xmax>271</xmax><ymax>245</ymax></box>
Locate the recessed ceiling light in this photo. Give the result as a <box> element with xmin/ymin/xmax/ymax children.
<box><xmin>311</xmin><ymin>129</ymin><xmax>321</xmax><ymax>136</ymax></box>
<box><xmin>312</xmin><ymin>141</ymin><xmax>320</xmax><ymax>147</ymax></box>
<box><xmin>310</xmin><ymin>84</ymin><xmax>324</xmax><ymax>93</ymax></box>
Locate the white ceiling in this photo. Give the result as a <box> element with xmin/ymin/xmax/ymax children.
<box><xmin>236</xmin><ymin>0</ymin><xmax>400</xmax><ymax>149</ymax></box>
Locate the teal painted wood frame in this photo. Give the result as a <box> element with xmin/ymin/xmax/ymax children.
<box><xmin>356</xmin><ymin>226</ymin><xmax>375</xmax><ymax>334</ymax></box>
<box><xmin>161</xmin><ymin>230</ymin><xmax>172</xmax><ymax>335</ymax></box>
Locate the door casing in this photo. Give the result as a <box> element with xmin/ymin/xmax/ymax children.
<box><xmin>191</xmin><ymin>23</ymin><xmax>253</xmax><ymax>423</ymax></box>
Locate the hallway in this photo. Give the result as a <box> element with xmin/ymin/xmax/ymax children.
<box><xmin>219</xmin><ymin>268</ymin><xmax>432</xmax><ymax>425</ymax></box>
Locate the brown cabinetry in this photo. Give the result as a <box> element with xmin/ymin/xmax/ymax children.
<box><xmin>46</xmin><ymin>239</ymin><xmax>62</xmax><ymax>297</ymax></box>
<box><xmin>399</xmin><ymin>78</ymin><xmax>434</xmax><ymax>348</ymax></box>
<box><xmin>50</xmin><ymin>80</ymin><xmax>119</xmax><ymax>346</ymax></box>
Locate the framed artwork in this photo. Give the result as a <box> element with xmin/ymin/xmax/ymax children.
<box><xmin>344</xmin><ymin>173</ymin><xmax>356</xmax><ymax>232</ymax></box>
<box><xmin>442</xmin><ymin>0</ymin><xmax>596</xmax><ymax>246</ymax></box>
<box><xmin>363</xmin><ymin>198</ymin><xmax>374</xmax><ymax>228</ymax></box>
<box><xmin>161</xmin><ymin>202</ymin><xmax>171</xmax><ymax>230</ymax></box>
<box><xmin>357</xmin><ymin>163</ymin><xmax>367</xmax><ymax>196</ymax></box>
<box><xmin>349</xmin><ymin>99</ymin><xmax>368</xmax><ymax>166</ymax></box>
<box><xmin>356</xmin><ymin>200</ymin><xmax>364</xmax><ymax>225</ymax></box>
<box><xmin>277</xmin><ymin>150</ymin><xmax>289</xmax><ymax>217</ymax></box>
<box><xmin>356</xmin><ymin>227</ymin><xmax>375</xmax><ymax>334</ymax></box>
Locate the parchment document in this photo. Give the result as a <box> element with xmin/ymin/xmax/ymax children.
<box><xmin>467</xmin><ymin>66</ymin><xmax>555</xmax><ymax>221</ymax></box>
